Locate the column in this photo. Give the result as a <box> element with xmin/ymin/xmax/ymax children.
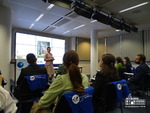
<box><xmin>0</xmin><ymin>5</ymin><xmax>12</xmax><ymax>90</ymax></box>
<box><xmin>90</xmin><ymin>30</ymin><xmax>98</xmax><ymax>78</ymax></box>
<box><xmin>65</xmin><ymin>37</ymin><xmax>77</xmax><ymax>51</ymax></box>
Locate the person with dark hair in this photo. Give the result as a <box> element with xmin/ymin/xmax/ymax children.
<box><xmin>16</xmin><ymin>53</ymin><xmax>48</xmax><ymax>113</ymax></box>
<box><xmin>37</xmin><ymin>50</ymin><xmax>89</xmax><ymax>111</ymax></box>
<box><xmin>123</xmin><ymin>57</ymin><xmax>132</xmax><ymax>73</ymax></box>
<box><xmin>129</xmin><ymin>54</ymin><xmax>150</xmax><ymax>90</ymax></box>
<box><xmin>116</xmin><ymin>57</ymin><xmax>126</xmax><ymax>79</ymax></box>
<box><xmin>44</xmin><ymin>47</ymin><xmax>55</xmax><ymax>79</ymax></box>
<box><xmin>116</xmin><ymin>57</ymin><xmax>126</xmax><ymax>70</ymax></box>
<box><xmin>93</xmin><ymin>53</ymin><xmax>119</xmax><ymax>113</ymax></box>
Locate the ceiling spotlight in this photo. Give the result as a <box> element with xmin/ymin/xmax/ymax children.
<box><xmin>131</xmin><ymin>25</ymin><xmax>138</xmax><ymax>32</ymax></box>
<box><xmin>71</xmin><ymin>1</ymin><xmax>94</xmax><ymax>19</ymax></box>
<box><xmin>110</xmin><ymin>17</ymin><xmax>123</xmax><ymax>30</ymax></box>
<box><xmin>92</xmin><ymin>9</ymin><xmax>111</xmax><ymax>25</ymax></box>
<box><xmin>122</xmin><ymin>21</ymin><xmax>131</xmax><ymax>32</ymax></box>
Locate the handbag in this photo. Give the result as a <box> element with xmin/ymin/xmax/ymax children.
<box><xmin>30</xmin><ymin>103</ymin><xmax>53</xmax><ymax>113</ymax></box>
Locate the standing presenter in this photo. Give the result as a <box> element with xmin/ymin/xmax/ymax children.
<box><xmin>44</xmin><ymin>47</ymin><xmax>55</xmax><ymax>79</ymax></box>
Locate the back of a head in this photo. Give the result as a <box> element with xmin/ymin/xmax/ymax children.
<box><xmin>102</xmin><ymin>53</ymin><xmax>116</xmax><ymax>66</ymax></box>
<box><xmin>124</xmin><ymin>57</ymin><xmax>132</xmax><ymax>66</ymax></box>
<box><xmin>137</xmin><ymin>54</ymin><xmax>146</xmax><ymax>63</ymax></box>
<box><xmin>26</xmin><ymin>53</ymin><xmax>36</xmax><ymax>64</ymax></box>
<box><xmin>116</xmin><ymin>57</ymin><xmax>123</xmax><ymax>63</ymax></box>
<box><xmin>101</xmin><ymin>53</ymin><xmax>119</xmax><ymax>79</ymax></box>
<box><xmin>63</xmin><ymin>50</ymin><xmax>84</xmax><ymax>93</ymax></box>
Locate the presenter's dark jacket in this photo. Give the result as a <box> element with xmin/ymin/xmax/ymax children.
<box><xmin>92</xmin><ymin>71</ymin><xmax>119</xmax><ymax>113</ymax></box>
<box><xmin>130</xmin><ymin>63</ymin><xmax>150</xmax><ymax>85</ymax></box>
<box><xmin>17</xmin><ymin>64</ymin><xmax>48</xmax><ymax>100</ymax></box>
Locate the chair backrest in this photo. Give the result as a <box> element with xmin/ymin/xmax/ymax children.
<box><xmin>112</xmin><ymin>79</ymin><xmax>131</xmax><ymax>104</ymax></box>
<box><xmin>141</xmin><ymin>73</ymin><xmax>150</xmax><ymax>89</ymax></box>
<box><xmin>100</xmin><ymin>82</ymin><xmax>118</xmax><ymax>112</ymax></box>
<box><xmin>130</xmin><ymin>67</ymin><xmax>136</xmax><ymax>74</ymax></box>
<box><xmin>25</xmin><ymin>74</ymin><xmax>48</xmax><ymax>91</ymax></box>
<box><xmin>118</xmin><ymin>68</ymin><xmax>126</xmax><ymax>79</ymax></box>
<box><xmin>55</xmin><ymin>87</ymin><xmax>94</xmax><ymax>113</ymax></box>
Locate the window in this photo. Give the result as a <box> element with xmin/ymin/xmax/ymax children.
<box><xmin>16</xmin><ymin>32</ymin><xmax>65</xmax><ymax>64</ymax></box>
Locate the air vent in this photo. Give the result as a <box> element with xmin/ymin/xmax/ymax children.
<box><xmin>54</xmin><ymin>18</ymin><xmax>70</xmax><ymax>27</ymax></box>
<box><xmin>45</xmin><ymin>26</ymin><xmax>56</xmax><ymax>32</ymax></box>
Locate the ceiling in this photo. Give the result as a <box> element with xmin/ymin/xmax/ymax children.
<box><xmin>0</xmin><ymin>0</ymin><xmax>150</xmax><ymax>38</ymax></box>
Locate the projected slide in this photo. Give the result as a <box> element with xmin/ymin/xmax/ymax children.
<box><xmin>16</xmin><ymin>32</ymin><xmax>65</xmax><ymax>64</ymax></box>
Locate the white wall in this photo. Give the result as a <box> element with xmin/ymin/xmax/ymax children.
<box><xmin>0</xmin><ymin>5</ymin><xmax>11</xmax><ymax>91</ymax></box>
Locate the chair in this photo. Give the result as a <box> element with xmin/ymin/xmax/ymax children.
<box><xmin>100</xmin><ymin>82</ymin><xmax>118</xmax><ymax>113</ymax></box>
<box><xmin>112</xmin><ymin>79</ymin><xmax>131</xmax><ymax>113</ymax></box>
<box><xmin>16</xmin><ymin>74</ymin><xmax>48</xmax><ymax>113</ymax></box>
<box><xmin>93</xmin><ymin>79</ymin><xmax>131</xmax><ymax>113</ymax></box>
<box><xmin>131</xmin><ymin>73</ymin><xmax>150</xmax><ymax>98</ymax></box>
<box><xmin>54</xmin><ymin>87</ymin><xmax>94</xmax><ymax>113</ymax></box>
<box><xmin>129</xmin><ymin>67</ymin><xmax>136</xmax><ymax>74</ymax></box>
<box><xmin>141</xmin><ymin>73</ymin><xmax>150</xmax><ymax>97</ymax></box>
<box><xmin>118</xmin><ymin>68</ymin><xmax>126</xmax><ymax>80</ymax></box>
<box><xmin>25</xmin><ymin>74</ymin><xmax>48</xmax><ymax>91</ymax></box>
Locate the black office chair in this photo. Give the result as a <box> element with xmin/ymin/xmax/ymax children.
<box><xmin>131</xmin><ymin>73</ymin><xmax>150</xmax><ymax>98</ymax></box>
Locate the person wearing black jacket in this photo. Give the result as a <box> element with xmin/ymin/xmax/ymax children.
<box><xmin>16</xmin><ymin>53</ymin><xmax>48</xmax><ymax>113</ymax></box>
<box><xmin>93</xmin><ymin>53</ymin><xmax>119</xmax><ymax>113</ymax></box>
<box><xmin>129</xmin><ymin>54</ymin><xmax>150</xmax><ymax>90</ymax></box>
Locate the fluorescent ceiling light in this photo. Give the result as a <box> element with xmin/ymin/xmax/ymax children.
<box><xmin>63</xmin><ymin>30</ymin><xmax>70</xmax><ymax>34</ymax></box>
<box><xmin>90</xmin><ymin>20</ymin><xmax>97</xmax><ymax>23</ymax></box>
<box><xmin>29</xmin><ymin>23</ymin><xmax>34</xmax><ymax>29</ymax></box>
<box><xmin>119</xmin><ymin>2</ymin><xmax>148</xmax><ymax>13</ymax></box>
<box><xmin>74</xmin><ymin>24</ymin><xmax>85</xmax><ymax>30</ymax></box>
<box><xmin>47</xmin><ymin>4</ymin><xmax>55</xmax><ymax>10</ymax></box>
<box><xmin>35</xmin><ymin>13</ymin><xmax>44</xmax><ymax>22</ymax></box>
<box><xmin>116</xmin><ymin>29</ymin><xmax>120</xmax><ymax>32</ymax></box>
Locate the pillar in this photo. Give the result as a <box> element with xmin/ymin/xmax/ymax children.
<box><xmin>90</xmin><ymin>30</ymin><xmax>98</xmax><ymax>78</ymax></box>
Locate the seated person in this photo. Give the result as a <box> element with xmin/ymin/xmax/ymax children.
<box><xmin>93</xmin><ymin>53</ymin><xmax>119</xmax><ymax>113</ymax></box>
<box><xmin>123</xmin><ymin>57</ymin><xmax>132</xmax><ymax>73</ymax></box>
<box><xmin>35</xmin><ymin>50</ymin><xmax>90</xmax><ymax>112</ymax></box>
<box><xmin>116</xmin><ymin>57</ymin><xmax>126</xmax><ymax>79</ymax></box>
<box><xmin>16</xmin><ymin>53</ymin><xmax>48</xmax><ymax>113</ymax></box>
<box><xmin>129</xmin><ymin>54</ymin><xmax>150</xmax><ymax>90</ymax></box>
<box><xmin>0</xmin><ymin>75</ymin><xmax>17</xmax><ymax>113</ymax></box>
<box><xmin>55</xmin><ymin>64</ymin><xmax>67</xmax><ymax>77</ymax></box>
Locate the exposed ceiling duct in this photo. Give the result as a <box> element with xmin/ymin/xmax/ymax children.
<box><xmin>47</xmin><ymin>0</ymin><xmax>138</xmax><ymax>32</ymax></box>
